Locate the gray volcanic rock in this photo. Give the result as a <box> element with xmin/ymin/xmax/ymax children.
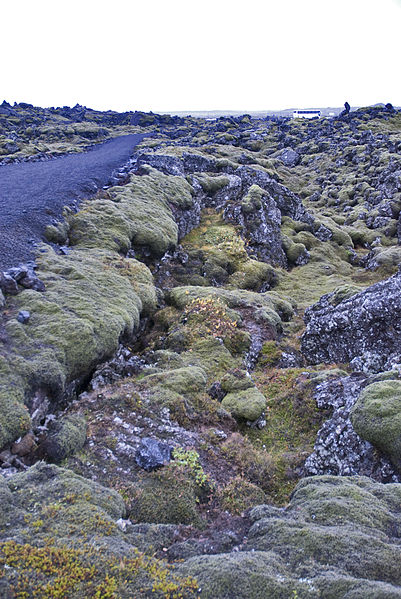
<box><xmin>301</xmin><ymin>270</ymin><xmax>401</xmax><ymax>373</ymax></box>
<box><xmin>0</xmin><ymin>272</ymin><xmax>19</xmax><ymax>295</ymax></box>
<box><xmin>279</xmin><ymin>148</ymin><xmax>300</xmax><ymax>167</ymax></box>
<box><xmin>134</xmin><ymin>153</ymin><xmax>185</xmax><ymax>176</ymax></box>
<box><xmin>183</xmin><ymin>152</ymin><xmax>217</xmax><ymax>173</ymax></box>
<box><xmin>17</xmin><ymin>310</ymin><xmax>30</xmax><ymax>324</ymax></box>
<box><xmin>224</xmin><ymin>184</ymin><xmax>287</xmax><ymax>267</ymax></box>
<box><xmin>135</xmin><ymin>151</ymin><xmax>217</xmax><ymax>176</ymax></box>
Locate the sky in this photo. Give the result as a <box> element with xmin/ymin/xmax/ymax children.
<box><xmin>2</xmin><ymin>0</ymin><xmax>401</xmax><ymax>113</ymax></box>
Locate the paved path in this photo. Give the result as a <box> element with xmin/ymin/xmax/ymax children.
<box><xmin>0</xmin><ymin>133</ymin><xmax>146</xmax><ymax>270</ymax></box>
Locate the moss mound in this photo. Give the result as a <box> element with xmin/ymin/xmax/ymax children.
<box><xmin>0</xmin><ymin>465</ymin><xmax>198</xmax><ymax>598</ymax></box>
<box><xmin>69</xmin><ymin>168</ymin><xmax>194</xmax><ymax>257</ymax></box>
<box><xmin>351</xmin><ymin>380</ymin><xmax>401</xmax><ymax>469</ymax></box>
<box><xmin>221</xmin><ymin>387</ymin><xmax>266</xmax><ymax>422</ymax></box>
<box><xmin>178</xmin><ymin>475</ymin><xmax>401</xmax><ymax>598</ymax></box>
<box><xmin>0</xmin><ymin>247</ymin><xmax>156</xmax><ymax>448</ymax></box>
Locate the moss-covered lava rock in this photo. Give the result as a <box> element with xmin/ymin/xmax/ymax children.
<box><xmin>351</xmin><ymin>380</ymin><xmax>401</xmax><ymax>470</ymax></box>
<box><xmin>221</xmin><ymin>387</ymin><xmax>266</xmax><ymax>422</ymax></box>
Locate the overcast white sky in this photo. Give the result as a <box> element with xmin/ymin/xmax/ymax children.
<box><xmin>2</xmin><ymin>0</ymin><xmax>401</xmax><ymax>113</ymax></box>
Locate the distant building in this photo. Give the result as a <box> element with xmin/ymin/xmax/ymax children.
<box><xmin>293</xmin><ymin>109</ymin><xmax>321</xmax><ymax>119</ymax></box>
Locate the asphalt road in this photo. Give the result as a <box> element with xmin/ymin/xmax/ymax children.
<box><xmin>0</xmin><ymin>133</ymin><xmax>146</xmax><ymax>270</ymax></box>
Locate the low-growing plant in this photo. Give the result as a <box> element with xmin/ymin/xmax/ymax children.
<box><xmin>0</xmin><ymin>540</ymin><xmax>199</xmax><ymax>599</ymax></box>
<box><xmin>182</xmin><ymin>296</ymin><xmax>238</xmax><ymax>342</ymax></box>
<box><xmin>172</xmin><ymin>447</ymin><xmax>210</xmax><ymax>489</ymax></box>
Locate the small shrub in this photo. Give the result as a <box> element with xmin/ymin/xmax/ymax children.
<box><xmin>221</xmin><ymin>433</ymin><xmax>274</xmax><ymax>492</ymax></box>
<box><xmin>218</xmin><ymin>476</ymin><xmax>267</xmax><ymax>515</ymax></box>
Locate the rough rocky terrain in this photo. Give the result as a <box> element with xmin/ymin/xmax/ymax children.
<box><xmin>0</xmin><ymin>101</ymin><xmax>401</xmax><ymax>598</ymax></box>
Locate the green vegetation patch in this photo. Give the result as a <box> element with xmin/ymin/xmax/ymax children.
<box><xmin>0</xmin><ymin>541</ymin><xmax>198</xmax><ymax>599</ymax></box>
<box><xmin>245</xmin><ymin>368</ymin><xmax>330</xmax><ymax>503</ymax></box>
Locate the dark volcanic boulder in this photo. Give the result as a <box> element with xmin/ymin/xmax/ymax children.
<box><xmin>301</xmin><ymin>270</ymin><xmax>401</xmax><ymax>372</ymax></box>
<box><xmin>135</xmin><ymin>437</ymin><xmax>172</xmax><ymax>471</ymax></box>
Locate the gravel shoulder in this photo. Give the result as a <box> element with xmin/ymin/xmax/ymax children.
<box><xmin>0</xmin><ymin>133</ymin><xmax>146</xmax><ymax>269</ymax></box>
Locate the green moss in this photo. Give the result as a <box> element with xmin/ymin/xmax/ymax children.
<box><xmin>245</xmin><ymin>367</ymin><xmax>326</xmax><ymax>504</ymax></box>
<box><xmin>250</xmin><ymin>517</ymin><xmax>401</xmax><ymax>585</ymax></box>
<box><xmin>259</xmin><ymin>340</ymin><xmax>282</xmax><ymax>366</ymax></box>
<box><xmin>368</xmin><ymin>246</ymin><xmax>401</xmax><ymax>273</ymax></box>
<box><xmin>221</xmin><ymin>369</ymin><xmax>254</xmax><ymax>393</ymax></box>
<box><xmin>0</xmin><ymin>372</ymin><xmax>31</xmax><ymax>449</ymax></box>
<box><xmin>181</xmin><ymin>208</ymin><xmax>278</xmax><ymax>291</ymax></box>
<box><xmin>273</xmin><ymin>242</ymin><xmax>370</xmax><ymax>309</ymax></box>
<box><xmin>8</xmin><ymin>461</ymin><xmax>125</xmax><ymax>522</ymax></box>
<box><xmin>351</xmin><ymin>380</ymin><xmax>401</xmax><ymax>468</ymax></box>
<box><xmin>45</xmin><ymin>220</ymin><xmax>70</xmax><ymax>245</ymax></box>
<box><xmin>242</xmin><ymin>475</ymin><xmax>401</xmax><ymax>593</ymax></box>
<box><xmin>143</xmin><ymin>366</ymin><xmax>207</xmax><ymax>394</ymax></box>
<box><xmin>181</xmin><ymin>337</ymin><xmax>240</xmax><ymax>382</ymax></box>
<box><xmin>177</xmin><ymin>551</ymin><xmax>309</xmax><ymax>599</ymax></box>
<box><xmin>168</xmin><ymin>285</ymin><xmax>291</xmax><ymax>331</ymax></box>
<box><xmin>229</xmin><ymin>260</ymin><xmax>276</xmax><ymax>291</ymax></box>
<box><xmin>0</xmin><ymin>246</ymin><xmax>156</xmax><ymax>448</ymax></box>
<box><xmin>221</xmin><ymin>387</ymin><xmax>266</xmax><ymax>422</ymax></box>
<box><xmin>329</xmin><ymin>284</ymin><xmax>363</xmax><ymax>306</ymax></box>
<box><xmin>289</xmin><ymin>475</ymin><xmax>399</xmax><ymax>531</ymax></box>
<box><xmin>221</xmin><ymin>433</ymin><xmax>274</xmax><ymax>492</ymax></box>
<box><xmin>172</xmin><ymin>447</ymin><xmax>211</xmax><ymax>491</ymax></box>
<box><xmin>10</xmin><ymin>248</ymin><xmax>153</xmax><ymax>382</ymax></box>
<box><xmin>282</xmin><ymin>238</ymin><xmax>308</xmax><ymax>265</ymax></box>
<box><xmin>194</xmin><ymin>174</ymin><xmax>230</xmax><ymax>194</ymax></box>
<box><xmin>0</xmin><ymin>540</ymin><xmax>199</xmax><ymax>599</ymax></box>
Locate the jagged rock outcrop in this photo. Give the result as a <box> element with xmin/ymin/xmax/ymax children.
<box><xmin>301</xmin><ymin>270</ymin><xmax>401</xmax><ymax>372</ymax></box>
<box><xmin>133</xmin><ymin>152</ymin><xmax>314</xmax><ymax>269</ymax></box>
<box><xmin>234</xmin><ymin>165</ymin><xmax>311</xmax><ymax>223</ymax></box>
<box><xmin>223</xmin><ymin>184</ymin><xmax>287</xmax><ymax>267</ymax></box>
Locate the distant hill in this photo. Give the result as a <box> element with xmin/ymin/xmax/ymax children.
<box><xmin>160</xmin><ymin>103</ymin><xmax>400</xmax><ymax>119</ymax></box>
<box><xmin>159</xmin><ymin>107</ymin><xmax>346</xmax><ymax>119</ymax></box>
